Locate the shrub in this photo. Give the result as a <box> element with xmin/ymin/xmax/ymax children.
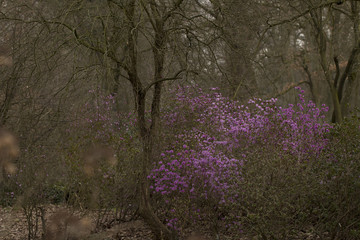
<box><xmin>151</xmin><ymin>86</ymin><xmax>333</xmax><ymax>238</ymax></box>
<box><xmin>60</xmin><ymin>89</ymin><xmax>140</xmax><ymax>228</ymax></box>
<box><xmin>312</xmin><ymin>116</ymin><xmax>360</xmax><ymax>239</ymax></box>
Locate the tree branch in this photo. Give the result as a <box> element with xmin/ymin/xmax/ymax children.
<box><xmin>269</xmin><ymin>80</ymin><xmax>310</xmax><ymax>99</ymax></box>
<box><xmin>0</xmin><ymin>13</ymin><xmax>129</xmax><ymax>72</ymax></box>
<box><xmin>163</xmin><ymin>0</ymin><xmax>185</xmax><ymax>22</ymax></box>
<box><xmin>266</xmin><ymin>0</ymin><xmax>348</xmax><ymax>28</ymax></box>
<box><xmin>143</xmin><ymin>69</ymin><xmax>191</xmax><ymax>93</ymax></box>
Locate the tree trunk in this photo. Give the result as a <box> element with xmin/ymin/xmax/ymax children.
<box><xmin>130</xmin><ymin>6</ymin><xmax>174</xmax><ymax>237</ymax></box>
<box><xmin>139</xmin><ymin>133</ymin><xmax>174</xmax><ymax>240</ymax></box>
<box><xmin>320</xmin><ymin>53</ymin><xmax>343</xmax><ymax>123</ymax></box>
<box><xmin>315</xmin><ymin>8</ymin><xmax>343</xmax><ymax>123</ymax></box>
<box><xmin>135</xmin><ymin>88</ymin><xmax>174</xmax><ymax>240</ymax></box>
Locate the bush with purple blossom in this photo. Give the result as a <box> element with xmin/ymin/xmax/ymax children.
<box><xmin>150</xmin><ymin>86</ymin><xmax>339</xmax><ymax>238</ymax></box>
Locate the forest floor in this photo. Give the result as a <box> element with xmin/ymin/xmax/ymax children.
<box><xmin>0</xmin><ymin>205</ymin><xmax>320</xmax><ymax>240</ymax></box>
<box><xmin>0</xmin><ymin>204</ymin><xmax>155</xmax><ymax>240</ymax></box>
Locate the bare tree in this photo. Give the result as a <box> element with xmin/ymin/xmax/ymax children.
<box><xmin>262</xmin><ymin>0</ymin><xmax>360</xmax><ymax>122</ymax></box>
<box><xmin>31</xmin><ymin>0</ymin><xmax>195</xmax><ymax>238</ymax></box>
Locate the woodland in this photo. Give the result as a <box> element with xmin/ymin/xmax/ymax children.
<box><xmin>0</xmin><ymin>0</ymin><xmax>359</xmax><ymax>239</ymax></box>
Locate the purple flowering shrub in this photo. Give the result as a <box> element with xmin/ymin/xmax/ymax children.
<box><xmin>149</xmin><ymin>130</ymin><xmax>242</xmax><ymax>231</ymax></box>
<box><xmin>151</xmin><ymin>86</ymin><xmax>332</xmax><ymax>235</ymax></box>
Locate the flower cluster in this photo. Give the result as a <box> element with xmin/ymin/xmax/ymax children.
<box><xmin>149</xmin><ymin>130</ymin><xmax>242</xmax><ymax>203</ymax></box>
